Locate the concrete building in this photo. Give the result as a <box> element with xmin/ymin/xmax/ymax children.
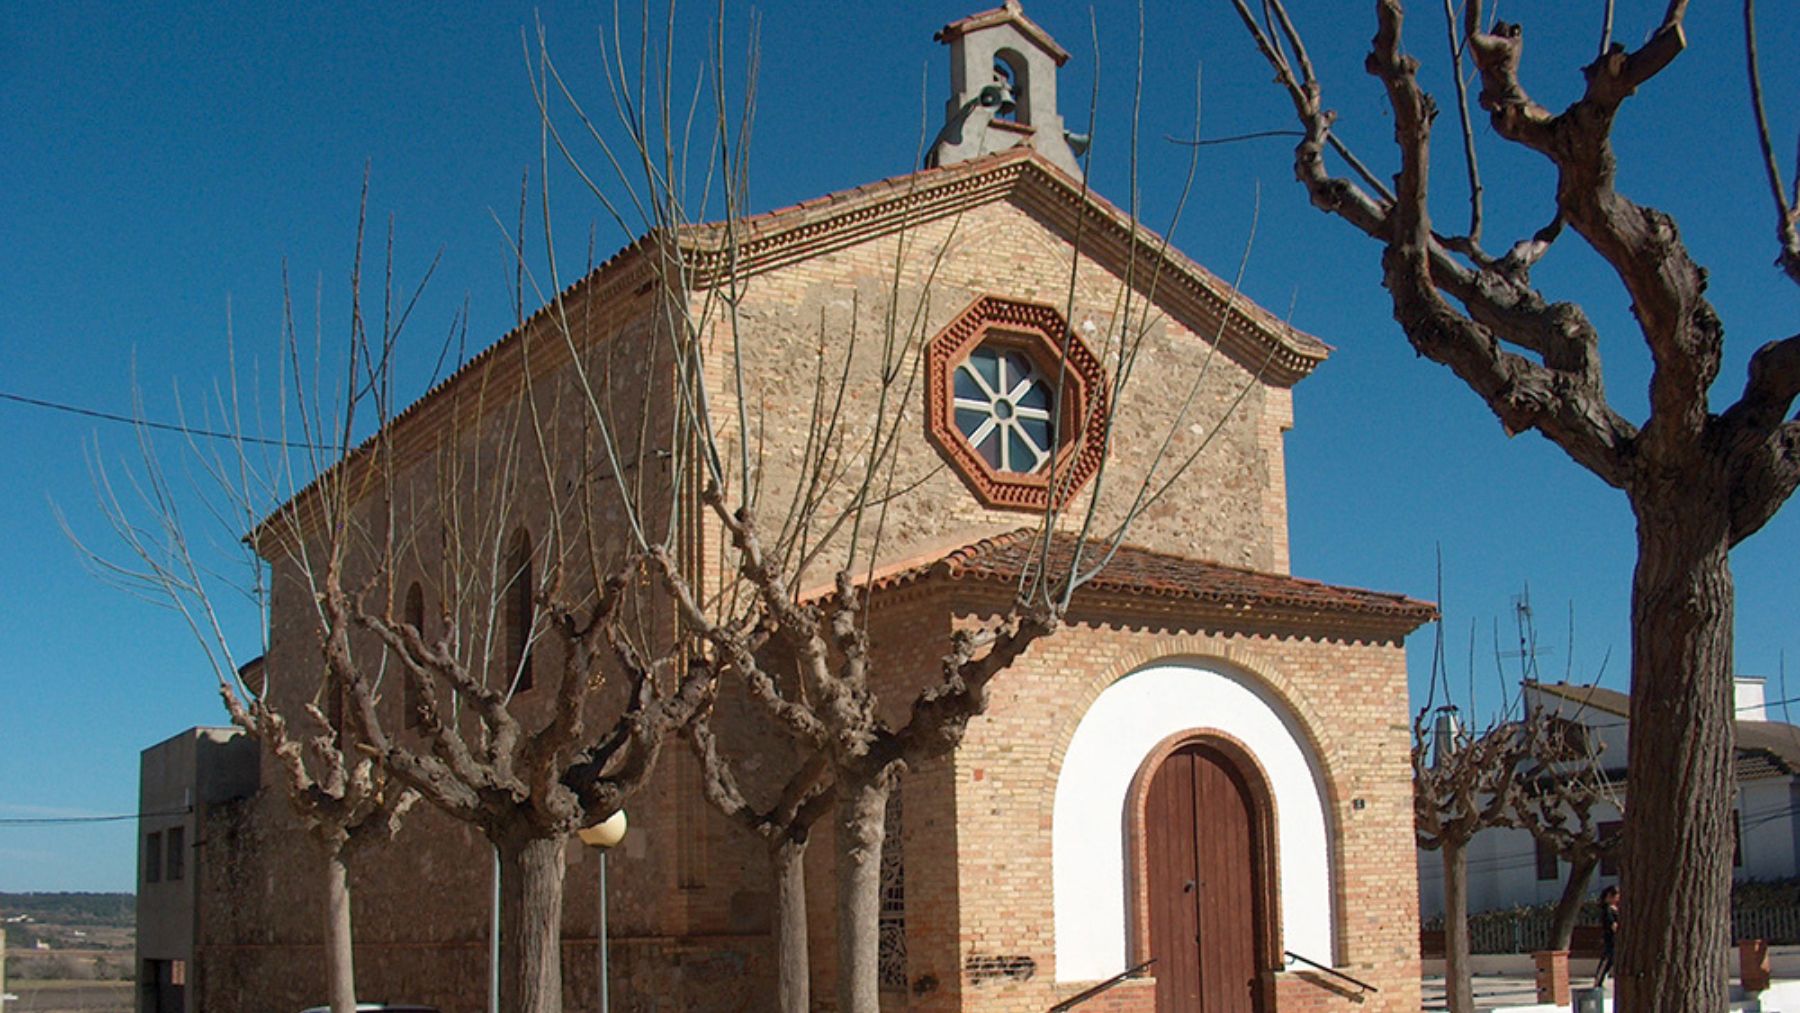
<box><xmin>144</xmin><ymin>5</ymin><xmax>1438</xmax><ymax>1011</ymax></box>
<box><xmin>135</xmin><ymin>727</ymin><xmax>259</xmax><ymax>1013</ymax></box>
<box><xmin>1419</xmin><ymin>679</ymin><xmax>1800</xmax><ymax>922</ymax></box>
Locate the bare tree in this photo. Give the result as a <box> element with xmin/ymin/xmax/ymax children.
<box><xmin>688</xmin><ymin>717</ymin><xmax>833</xmax><ymax>1013</ymax></box>
<box><xmin>1229</xmin><ymin>3</ymin><xmax>1800</xmax><ymax>1007</ymax></box>
<box><xmin>275</xmin><ymin>299</ymin><xmax>716</xmax><ymax>1013</ymax></box>
<box><xmin>1415</xmin><ymin>707</ymin><xmax>1533</xmax><ymax>1013</ymax></box>
<box><xmin>93</xmin><ymin>9</ymin><xmax>1281</xmax><ymax>1012</ymax></box>
<box><xmin>233</xmin><ymin>663</ymin><xmax>418</xmax><ymax>1013</ymax></box>
<box><xmin>88</xmin><ymin>181</ymin><xmax>716</xmax><ymax>1013</ymax></box>
<box><xmin>78</xmin><ymin>204</ymin><xmax>424</xmax><ymax>1013</ymax></box>
<box><xmin>518</xmin><ymin>9</ymin><xmax>1274</xmax><ymax>1010</ymax></box>
<box><xmin>1511</xmin><ymin>715</ymin><xmax>1624</xmax><ymax>951</ymax></box>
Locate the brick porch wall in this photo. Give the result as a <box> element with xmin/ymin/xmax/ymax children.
<box><xmin>869</xmin><ymin>591</ymin><xmax>1422</xmax><ymax>1013</ymax></box>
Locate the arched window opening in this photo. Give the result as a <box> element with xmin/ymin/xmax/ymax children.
<box><xmin>503</xmin><ymin>529</ymin><xmax>535</xmax><ymax>694</ymax></box>
<box><xmin>992</xmin><ymin>49</ymin><xmax>1030</xmax><ymax>124</ymax></box>
<box><xmin>403</xmin><ymin>582</ymin><xmax>426</xmax><ymax>728</ymax></box>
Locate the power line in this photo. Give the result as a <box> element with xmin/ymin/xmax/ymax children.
<box><xmin>0</xmin><ymin>806</ymin><xmax>191</xmax><ymax>827</ymax></box>
<box><xmin>1165</xmin><ymin>129</ymin><xmax>1306</xmax><ymax>148</ymax></box>
<box><xmin>1</xmin><ymin>390</ymin><xmax>333</xmax><ymax>451</ymax></box>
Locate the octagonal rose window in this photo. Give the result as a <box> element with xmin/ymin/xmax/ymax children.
<box><xmin>925</xmin><ymin>296</ymin><xmax>1109</xmax><ymax>511</ymax></box>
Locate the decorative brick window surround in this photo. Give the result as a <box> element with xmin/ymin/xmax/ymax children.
<box><xmin>924</xmin><ymin>295</ymin><xmax>1108</xmax><ymax>510</ymax></box>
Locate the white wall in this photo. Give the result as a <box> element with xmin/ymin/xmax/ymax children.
<box><xmin>1051</xmin><ymin>659</ymin><xmax>1335</xmax><ymax>982</ymax></box>
<box><xmin>1417</xmin><ymin>816</ymin><xmax>1623</xmax><ymax>921</ymax></box>
<box><xmin>1419</xmin><ymin>780</ymin><xmax>1800</xmax><ymax>922</ymax></box>
<box><xmin>1740</xmin><ymin>780</ymin><xmax>1799</xmax><ymax>882</ymax></box>
<box><xmin>1420</xmin><ymin>684</ymin><xmax>1800</xmax><ymax>922</ymax></box>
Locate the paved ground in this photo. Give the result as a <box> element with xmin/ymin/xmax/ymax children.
<box><xmin>2</xmin><ymin>980</ymin><xmax>132</xmax><ymax>1013</ymax></box>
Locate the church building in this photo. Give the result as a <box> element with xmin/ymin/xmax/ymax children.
<box><xmin>143</xmin><ymin>4</ymin><xmax>1433</xmax><ymax>1012</ymax></box>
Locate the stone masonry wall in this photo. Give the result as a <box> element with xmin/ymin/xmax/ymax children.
<box><xmin>224</xmin><ymin>256</ymin><xmax>786</xmax><ymax>1012</ymax></box>
<box><xmin>691</xmin><ymin>193</ymin><xmax>1294</xmax><ymax>602</ymax></box>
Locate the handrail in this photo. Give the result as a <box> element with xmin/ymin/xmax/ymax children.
<box><xmin>1048</xmin><ymin>958</ymin><xmax>1157</xmax><ymax>1011</ymax></box>
<box><xmin>1284</xmin><ymin>950</ymin><xmax>1378</xmax><ymax>993</ymax></box>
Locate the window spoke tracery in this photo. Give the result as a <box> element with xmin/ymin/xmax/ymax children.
<box><xmin>953</xmin><ymin>347</ymin><xmax>1054</xmax><ymax>474</ymax></box>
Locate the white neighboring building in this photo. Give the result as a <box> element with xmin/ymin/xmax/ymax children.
<box><xmin>1420</xmin><ymin>678</ymin><xmax>1800</xmax><ymax>919</ymax></box>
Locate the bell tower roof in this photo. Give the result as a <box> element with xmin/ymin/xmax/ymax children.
<box><xmin>927</xmin><ymin>1</ymin><xmax>1086</xmax><ymax>179</ymax></box>
<box><xmin>934</xmin><ymin>0</ymin><xmax>1070</xmax><ymax>66</ymax></box>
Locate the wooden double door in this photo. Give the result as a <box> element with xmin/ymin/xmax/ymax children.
<box><xmin>1143</xmin><ymin>741</ymin><xmax>1274</xmax><ymax>1013</ymax></box>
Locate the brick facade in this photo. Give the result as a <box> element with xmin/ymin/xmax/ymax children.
<box><xmin>185</xmin><ymin>147</ymin><xmax>1427</xmax><ymax>1013</ymax></box>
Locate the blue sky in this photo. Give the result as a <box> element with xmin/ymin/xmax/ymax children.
<box><xmin>3</xmin><ymin>2</ymin><xmax>1796</xmax><ymax>891</ymax></box>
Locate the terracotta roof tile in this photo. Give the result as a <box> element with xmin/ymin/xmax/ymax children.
<box><xmin>870</xmin><ymin>528</ymin><xmax>1438</xmax><ymax>630</ymax></box>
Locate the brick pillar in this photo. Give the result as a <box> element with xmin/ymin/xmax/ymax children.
<box><xmin>1740</xmin><ymin>938</ymin><xmax>1771</xmax><ymax>993</ymax></box>
<box><xmin>1533</xmin><ymin>950</ymin><xmax>1571</xmax><ymax>1005</ymax></box>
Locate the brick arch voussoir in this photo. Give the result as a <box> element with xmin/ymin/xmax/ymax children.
<box><xmin>1040</xmin><ymin>634</ymin><xmax>1354</xmax><ymax>967</ymax></box>
<box><xmin>1041</xmin><ymin>634</ymin><xmax>1348</xmax><ymax>825</ymax></box>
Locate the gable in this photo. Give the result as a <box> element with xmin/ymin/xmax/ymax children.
<box><xmin>673</xmin><ymin>147</ymin><xmax>1329</xmax><ymax>386</ymax></box>
<box><xmin>257</xmin><ymin>148</ymin><xmax>1322</xmax><ymax>572</ymax></box>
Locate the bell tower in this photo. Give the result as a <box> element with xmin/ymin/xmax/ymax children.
<box><xmin>927</xmin><ymin>1</ymin><xmax>1086</xmax><ymax>179</ymax></box>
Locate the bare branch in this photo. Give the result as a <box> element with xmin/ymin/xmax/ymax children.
<box><xmin>1744</xmin><ymin>0</ymin><xmax>1800</xmax><ymax>285</ymax></box>
<box><xmin>1442</xmin><ymin>0</ymin><xmax>1484</xmax><ymax>244</ymax></box>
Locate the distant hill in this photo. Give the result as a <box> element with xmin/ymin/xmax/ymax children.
<box><xmin>0</xmin><ymin>893</ymin><xmax>134</xmax><ymax>928</ymax></box>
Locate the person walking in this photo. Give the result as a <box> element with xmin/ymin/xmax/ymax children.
<box><xmin>1594</xmin><ymin>885</ymin><xmax>1621</xmax><ymax>988</ymax></box>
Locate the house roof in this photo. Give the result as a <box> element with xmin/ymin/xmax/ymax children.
<box><xmin>1532</xmin><ymin>681</ymin><xmax>1800</xmax><ymax>782</ymax></box>
<box><xmin>859</xmin><ymin>528</ymin><xmax>1438</xmax><ymax>635</ymax></box>
<box><xmin>256</xmin><ymin>147</ymin><xmax>1331</xmax><ymax>551</ymax></box>
<box><xmin>1738</xmin><ymin>720</ymin><xmax>1800</xmax><ymax>779</ymax></box>
<box><xmin>1532</xmin><ymin>681</ymin><xmax>1630</xmax><ymax>718</ymax></box>
<box><xmin>934</xmin><ymin>1</ymin><xmax>1071</xmax><ymax>66</ymax></box>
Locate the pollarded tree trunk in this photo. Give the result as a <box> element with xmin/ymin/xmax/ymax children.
<box><xmin>1617</xmin><ymin>507</ymin><xmax>1737</xmax><ymax>1012</ymax></box>
<box><xmin>836</xmin><ymin>775</ymin><xmax>891</xmax><ymax>1013</ymax></box>
<box><xmin>322</xmin><ymin>841</ymin><xmax>357</xmax><ymax>1013</ymax></box>
<box><xmin>1443</xmin><ymin>840</ymin><xmax>1473</xmax><ymax>1013</ymax></box>
<box><xmin>1550</xmin><ymin>856</ymin><xmax>1598</xmax><ymax>952</ymax></box>
<box><xmin>772</xmin><ymin>839</ymin><xmax>810</xmax><ymax>1013</ymax></box>
<box><xmin>497</xmin><ymin>831</ymin><xmax>568</xmax><ymax>1013</ymax></box>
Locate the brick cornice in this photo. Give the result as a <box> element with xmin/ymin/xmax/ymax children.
<box><xmin>672</xmin><ymin>149</ymin><xmax>1330</xmax><ymax>386</ymax></box>
<box><xmin>252</xmin><ymin>246</ymin><xmax>664</xmax><ymax>556</ymax></box>
<box><xmin>861</xmin><ymin>529</ymin><xmax>1438</xmax><ymax>642</ymax></box>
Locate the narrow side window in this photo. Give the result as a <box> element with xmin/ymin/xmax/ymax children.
<box><xmin>504</xmin><ymin>529</ymin><xmax>535</xmax><ymax>693</ymax></box>
<box><xmin>403</xmin><ymin>581</ymin><xmax>426</xmax><ymax>729</ymax></box>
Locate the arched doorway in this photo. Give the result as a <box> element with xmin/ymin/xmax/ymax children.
<box><xmin>1138</xmin><ymin>739</ymin><xmax>1276</xmax><ymax>1013</ymax></box>
<box><xmin>1051</xmin><ymin>660</ymin><xmax>1334</xmax><ymax>986</ymax></box>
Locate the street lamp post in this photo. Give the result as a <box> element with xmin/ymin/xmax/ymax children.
<box><xmin>577</xmin><ymin>811</ymin><xmax>628</xmax><ymax>1013</ymax></box>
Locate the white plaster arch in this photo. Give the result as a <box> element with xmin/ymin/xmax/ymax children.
<box><xmin>1051</xmin><ymin>658</ymin><xmax>1335</xmax><ymax>982</ymax></box>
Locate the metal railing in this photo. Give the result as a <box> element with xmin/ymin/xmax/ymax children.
<box><xmin>1048</xmin><ymin>958</ymin><xmax>1156</xmax><ymax>1011</ymax></box>
<box><xmin>1436</xmin><ymin>904</ymin><xmax>1800</xmax><ymax>954</ymax></box>
<box><xmin>1284</xmin><ymin>950</ymin><xmax>1379</xmax><ymax>993</ymax></box>
<box><xmin>1735</xmin><ymin>906</ymin><xmax>1800</xmax><ymax>945</ymax></box>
